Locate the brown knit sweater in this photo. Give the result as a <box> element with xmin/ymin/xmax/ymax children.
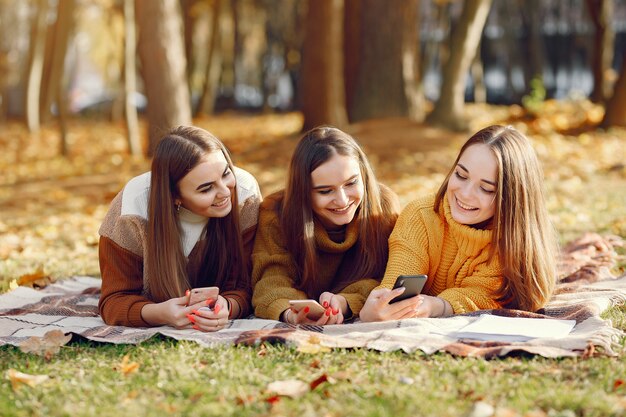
<box><xmin>376</xmin><ymin>194</ymin><xmax>503</xmax><ymax>313</ymax></box>
<box><xmin>98</xmin><ymin>167</ymin><xmax>262</xmax><ymax>327</ymax></box>
<box><xmin>251</xmin><ymin>189</ymin><xmax>398</xmax><ymax>320</ymax></box>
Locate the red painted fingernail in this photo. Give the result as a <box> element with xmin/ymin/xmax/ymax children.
<box><xmin>332</xmin><ymin>308</ymin><xmax>339</xmax><ymax>315</ymax></box>
<box><xmin>322</xmin><ymin>301</ymin><xmax>329</xmax><ymax>308</ymax></box>
<box><xmin>325</xmin><ymin>308</ymin><xmax>330</xmax><ymax>316</ymax></box>
<box><xmin>186</xmin><ymin>314</ymin><xmax>196</xmax><ymax>324</ymax></box>
<box><xmin>192</xmin><ymin>310</ymin><xmax>199</xmax><ymax>315</ymax></box>
<box><xmin>193</xmin><ymin>325</ymin><xmax>199</xmax><ymax>330</ymax></box>
<box><xmin>205</xmin><ymin>298</ymin><xmax>214</xmax><ymax>306</ymax></box>
<box><xmin>185</xmin><ymin>289</ymin><xmax>190</xmax><ymax>296</ymax></box>
<box><xmin>214</xmin><ymin>304</ymin><xmax>221</xmax><ymax>314</ymax></box>
<box><xmin>304</xmin><ymin>306</ymin><xmax>310</xmax><ymax>313</ymax></box>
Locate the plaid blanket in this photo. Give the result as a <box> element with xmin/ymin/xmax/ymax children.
<box><xmin>1</xmin><ymin>233</ymin><xmax>624</xmax><ymax>358</ymax></box>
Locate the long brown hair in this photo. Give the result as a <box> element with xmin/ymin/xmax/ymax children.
<box><xmin>434</xmin><ymin>125</ymin><xmax>558</xmax><ymax>311</ymax></box>
<box><xmin>281</xmin><ymin>126</ymin><xmax>399</xmax><ymax>297</ymax></box>
<box><xmin>146</xmin><ymin>126</ymin><xmax>246</xmax><ymax>302</ymax></box>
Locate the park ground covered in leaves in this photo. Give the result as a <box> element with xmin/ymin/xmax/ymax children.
<box><xmin>1</xmin><ymin>102</ymin><xmax>626</xmax><ymax>417</ymax></box>
<box><xmin>1</xmin><ymin>100</ymin><xmax>624</xmax><ymax>289</ymax></box>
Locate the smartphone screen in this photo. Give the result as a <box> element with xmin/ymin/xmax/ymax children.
<box><xmin>389</xmin><ymin>274</ymin><xmax>427</xmax><ymax>304</ymax></box>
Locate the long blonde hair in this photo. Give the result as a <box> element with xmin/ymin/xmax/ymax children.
<box><xmin>435</xmin><ymin>125</ymin><xmax>558</xmax><ymax>311</ymax></box>
<box><xmin>146</xmin><ymin>126</ymin><xmax>246</xmax><ymax>302</ymax></box>
<box><xmin>281</xmin><ymin>126</ymin><xmax>399</xmax><ymax>298</ymax></box>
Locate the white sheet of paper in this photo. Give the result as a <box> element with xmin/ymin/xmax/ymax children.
<box><xmin>455</xmin><ymin>315</ymin><xmax>576</xmax><ymax>342</ymax></box>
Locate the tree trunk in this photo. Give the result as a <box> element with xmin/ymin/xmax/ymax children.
<box><xmin>586</xmin><ymin>0</ymin><xmax>615</xmax><ymax>103</ymax></box>
<box><xmin>124</xmin><ymin>0</ymin><xmax>141</xmax><ymax>155</ymax></box>
<box><xmin>55</xmin><ymin>0</ymin><xmax>75</xmax><ymax>156</ymax></box>
<box><xmin>24</xmin><ymin>0</ymin><xmax>49</xmax><ymax>132</ymax></box>
<box><xmin>401</xmin><ymin>0</ymin><xmax>422</xmax><ymax>121</ymax></box>
<box><xmin>196</xmin><ymin>0</ymin><xmax>223</xmax><ymax>116</ymax></box>
<box><xmin>343</xmin><ymin>0</ymin><xmax>360</xmax><ymax>120</ymax></box>
<box><xmin>348</xmin><ymin>0</ymin><xmax>420</xmax><ymax>122</ymax></box>
<box><xmin>136</xmin><ymin>0</ymin><xmax>191</xmax><ymax>155</ymax></box>
<box><xmin>427</xmin><ymin>0</ymin><xmax>492</xmax><ymax>131</ymax></box>
<box><xmin>180</xmin><ymin>0</ymin><xmax>198</xmax><ymax>92</ymax></box>
<box><xmin>300</xmin><ymin>0</ymin><xmax>347</xmax><ymax>130</ymax></box>
<box><xmin>518</xmin><ymin>0</ymin><xmax>544</xmax><ymax>93</ymax></box>
<box><xmin>602</xmin><ymin>54</ymin><xmax>626</xmax><ymax>127</ymax></box>
<box><xmin>470</xmin><ymin>42</ymin><xmax>486</xmax><ymax>103</ymax></box>
<box><xmin>40</xmin><ymin>0</ymin><xmax>75</xmax><ymax>124</ymax></box>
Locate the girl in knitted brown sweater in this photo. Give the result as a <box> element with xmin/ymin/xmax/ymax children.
<box><xmin>251</xmin><ymin>127</ymin><xmax>399</xmax><ymax>324</ymax></box>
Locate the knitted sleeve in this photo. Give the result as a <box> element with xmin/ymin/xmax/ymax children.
<box><xmin>437</xmin><ymin>260</ymin><xmax>503</xmax><ymax>313</ymax></box>
<box><xmin>251</xmin><ymin>198</ymin><xmax>308</xmax><ymax>320</ymax></box>
<box><xmin>376</xmin><ymin>199</ymin><xmax>432</xmax><ymax>290</ymax></box>
<box><xmin>98</xmin><ymin>235</ymin><xmax>152</xmax><ymax>327</ymax></box>
<box><xmin>337</xmin><ymin>278</ymin><xmax>379</xmax><ymax>318</ymax></box>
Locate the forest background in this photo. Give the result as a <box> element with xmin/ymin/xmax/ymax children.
<box><xmin>1</xmin><ymin>1</ymin><xmax>626</xmax><ymax>416</ymax></box>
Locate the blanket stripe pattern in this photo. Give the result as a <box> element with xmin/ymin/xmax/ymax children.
<box><xmin>0</xmin><ymin>233</ymin><xmax>624</xmax><ymax>358</ymax></box>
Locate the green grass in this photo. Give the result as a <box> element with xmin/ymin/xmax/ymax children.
<box><xmin>2</xmin><ymin>311</ymin><xmax>626</xmax><ymax>417</ymax></box>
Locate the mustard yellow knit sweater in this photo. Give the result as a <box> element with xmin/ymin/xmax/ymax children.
<box><xmin>377</xmin><ymin>194</ymin><xmax>503</xmax><ymax>313</ymax></box>
<box><xmin>252</xmin><ymin>193</ymin><xmax>380</xmax><ymax>320</ymax></box>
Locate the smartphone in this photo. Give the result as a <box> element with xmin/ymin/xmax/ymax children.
<box><xmin>289</xmin><ymin>299</ymin><xmax>326</xmax><ymax>320</ymax></box>
<box><xmin>389</xmin><ymin>275</ymin><xmax>427</xmax><ymax>304</ymax></box>
<box><xmin>187</xmin><ymin>286</ymin><xmax>219</xmax><ymax>306</ymax></box>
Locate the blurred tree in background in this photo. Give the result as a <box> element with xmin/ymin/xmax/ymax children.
<box><xmin>1</xmin><ymin>0</ymin><xmax>625</xmax><ymax>156</ymax></box>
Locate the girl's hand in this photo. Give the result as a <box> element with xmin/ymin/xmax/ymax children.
<box><xmin>358</xmin><ymin>288</ymin><xmax>421</xmax><ymax>322</ymax></box>
<box><xmin>188</xmin><ymin>295</ymin><xmax>230</xmax><ymax>332</ymax></box>
<box><xmin>141</xmin><ymin>294</ymin><xmax>198</xmax><ymax>329</ymax></box>
<box><xmin>413</xmin><ymin>295</ymin><xmax>451</xmax><ymax>318</ymax></box>
<box><xmin>318</xmin><ymin>292</ymin><xmax>347</xmax><ymax>325</ymax></box>
<box><xmin>282</xmin><ymin>305</ymin><xmax>328</xmax><ymax>325</ymax></box>
<box><xmin>282</xmin><ymin>293</ymin><xmax>347</xmax><ymax>325</ymax></box>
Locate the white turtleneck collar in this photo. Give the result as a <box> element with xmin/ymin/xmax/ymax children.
<box><xmin>120</xmin><ymin>172</ymin><xmax>210</xmax><ymax>257</ymax></box>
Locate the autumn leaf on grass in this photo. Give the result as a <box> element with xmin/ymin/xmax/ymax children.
<box><xmin>19</xmin><ymin>330</ymin><xmax>71</xmax><ymax>360</ymax></box>
<box><xmin>309</xmin><ymin>374</ymin><xmax>335</xmax><ymax>390</ymax></box>
<box><xmin>17</xmin><ymin>267</ymin><xmax>55</xmax><ymax>288</ymax></box>
<box><xmin>6</xmin><ymin>369</ymin><xmax>49</xmax><ymax>392</ymax></box>
<box><xmin>266</xmin><ymin>379</ymin><xmax>309</xmax><ymax>399</ymax></box>
<box><xmin>116</xmin><ymin>354</ymin><xmax>140</xmax><ymax>375</ymax></box>
<box><xmin>296</xmin><ymin>334</ymin><xmax>331</xmax><ymax>354</ymax></box>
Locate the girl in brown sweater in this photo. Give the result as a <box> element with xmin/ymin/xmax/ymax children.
<box><xmin>251</xmin><ymin>127</ymin><xmax>400</xmax><ymax>324</ymax></box>
<box><xmin>360</xmin><ymin>125</ymin><xmax>558</xmax><ymax>321</ymax></box>
<box><xmin>98</xmin><ymin>126</ymin><xmax>261</xmax><ymax>331</ymax></box>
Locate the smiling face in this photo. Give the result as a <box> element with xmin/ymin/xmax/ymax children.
<box><xmin>446</xmin><ymin>143</ymin><xmax>498</xmax><ymax>226</ymax></box>
<box><xmin>310</xmin><ymin>153</ymin><xmax>364</xmax><ymax>230</ymax></box>
<box><xmin>175</xmin><ymin>150</ymin><xmax>236</xmax><ymax>218</ymax></box>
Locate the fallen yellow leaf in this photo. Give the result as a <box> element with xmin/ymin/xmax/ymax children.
<box><xmin>6</xmin><ymin>369</ymin><xmax>49</xmax><ymax>391</ymax></box>
<box><xmin>297</xmin><ymin>334</ymin><xmax>331</xmax><ymax>353</ymax></box>
<box><xmin>118</xmin><ymin>354</ymin><xmax>140</xmax><ymax>375</ymax></box>
<box><xmin>17</xmin><ymin>267</ymin><xmax>54</xmax><ymax>288</ymax></box>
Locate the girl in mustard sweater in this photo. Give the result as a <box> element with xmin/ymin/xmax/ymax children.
<box><xmin>252</xmin><ymin>127</ymin><xmax>400</xmax><ymax>324</ymax></box>
<box><xmin>99</xmin><ymin>126</ymin><xmax>261</xmax><ymax>331</ymax></box>
<box><xmin>360</xmin><ymin>125</ymin><xmax>558</xmax><ymax>321</ymax></box>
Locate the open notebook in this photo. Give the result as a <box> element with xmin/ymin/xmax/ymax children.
<box><xmin>454</xmin><ymin>315</ymin><xmax>576</xmax><ymax>342</ymax></box>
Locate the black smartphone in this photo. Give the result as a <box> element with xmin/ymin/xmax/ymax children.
<box><xmin>389</xmin><ymin>274</ymin><xmax>428</xmax><ymax>304</ymax></box>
